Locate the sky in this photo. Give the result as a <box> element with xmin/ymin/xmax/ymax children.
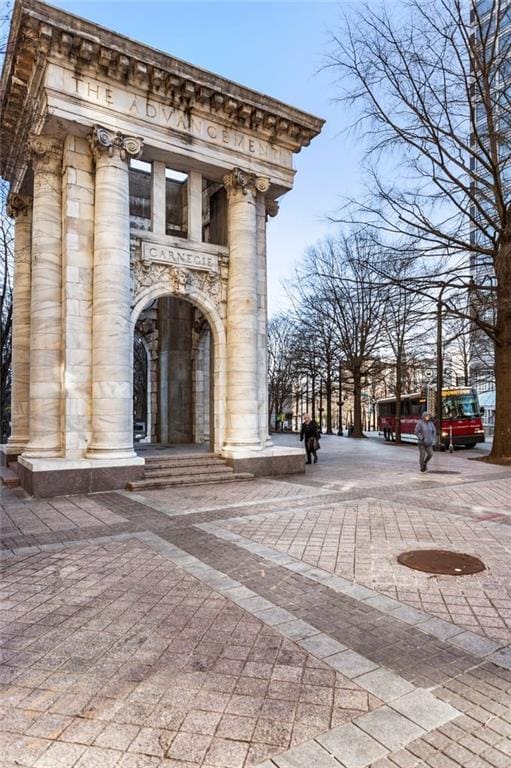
<box><xmin>43</xmin><ymin>0</ymin><xmax>366</xmax><ymax>313</ymax></box>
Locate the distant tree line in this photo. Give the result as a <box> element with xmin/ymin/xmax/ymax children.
<box><xmin>271</xmin><ymin>0</ymin><xmax>509</xmax><ymax>462</ymax></box>
<box><xmin>268</xmin><ymin>229</ymin><xmax>472</xmax><ymax>441</ymax></box>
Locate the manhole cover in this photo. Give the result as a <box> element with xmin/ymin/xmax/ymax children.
<box><xmin>397</xmin><ymin>549</ymin><xmax>485</xmax><ymax>575</ymax></box>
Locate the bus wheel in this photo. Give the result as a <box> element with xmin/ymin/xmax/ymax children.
<box><xmin>465</xmin><ymin>442</ymin><xmax>476</xmax><ymax>449</ymax></box>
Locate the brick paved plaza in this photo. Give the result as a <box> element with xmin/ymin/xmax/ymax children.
<box><xmin>3</xmin><ymin>434</ymin><xmax>511</xmax><ymax>768</ymax></box>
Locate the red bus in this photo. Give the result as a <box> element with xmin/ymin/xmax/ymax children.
<box><xmin>377</xmin><ymin>387</ymin><xmax>485</xmax><ymax>449</ymax></box>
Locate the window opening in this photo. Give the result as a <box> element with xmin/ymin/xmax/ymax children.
<box><xmin>166</xmin><ymin>167</ymin><xmax>188</xmax><ymax>238</ymax></box>
<box><xmin>202</xmin><ymin>178</ymin><xmax>227</xmax><ymax>246</ymax></box>
<box><xmin>129</xmin><ymin>159</ymin><xmax>152</xmax><ymax>231</ymax></box>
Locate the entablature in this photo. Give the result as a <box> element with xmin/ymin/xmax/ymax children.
<box><xmin>1</xmin><ymin>0</ymin><xmax>324</xmax><ymax>186</ymax></box>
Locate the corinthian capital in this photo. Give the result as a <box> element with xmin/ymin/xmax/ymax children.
<box><xmin>6</xmin><ymin>193</ymin><xmax>31</xmax><ymax>219</ymax></box>
<box><xmin>223</xmin><ymin>168</ymin><xmax>271</xmax><ymax>199</ymax></box>
<box><xmin>89</xmin><ymin>125</ymin><xmax>144</xmax><ymax>162</ymax></box>
<box><xmin>27</xmin><ymin>136</ymin><xmax>63</xmax><ymax>174</ymax></box>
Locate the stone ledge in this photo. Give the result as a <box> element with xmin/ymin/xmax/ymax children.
<box><xmin>16</xmin><ymin>456</ymin><xmax>144</xmax><ymax>497</ymax></box>
<box><xmin>0</xmin><ymin>444</ymin><xmax>24</xmax><ymax>467</ymax></box>
<box><xmin>221</xmin><ymin>446</ymin><xmax>305</xmax><ymax>477</ymax></box>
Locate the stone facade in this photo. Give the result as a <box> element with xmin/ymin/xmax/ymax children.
<box><xmin>0</xmin><ymin>0</ymin><xmax>324</xmax><ymax>494</ymax></box>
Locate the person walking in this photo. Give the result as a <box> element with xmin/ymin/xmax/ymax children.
<box><xmin>414</xmin><ymin>412</ymin><xmax>436</xmax><ymax>472</ymax></box>
<box><xmin>300</xmin><ymin>414</ymin><xmax>320</xmax><ymax>464</ymax></box>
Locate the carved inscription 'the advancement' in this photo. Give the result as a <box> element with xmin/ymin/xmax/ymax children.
<box><xmin>47</xmin><ymin>67</ymin><xmax>292</xmax><ymax>169</ymax></box>
<box><xmin>141</xmin><ymin>241</ymin><xmax>218</xmax><ymax>272</ymax></box>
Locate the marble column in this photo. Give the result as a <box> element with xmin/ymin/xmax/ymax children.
<box><xmin>86</xmin><ymin>126</ymin><xmax>143</xmax><ymax>459</ymax></box>
<box><xmin>23</xmin><ymin>137</ymin><xmax>63</xmax><ymax>458</ymax></box>
<box><xmin>7</xmin><ymin>194</ymin><xmax>32</xmax><ymax>452</ymax></box>
<box><xmin>223</xmin><ymin>168</ymin><xmax>269</xmax><ymax>450</ymax></box>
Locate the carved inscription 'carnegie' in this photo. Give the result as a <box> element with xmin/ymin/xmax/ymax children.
<box><xmin>141</xmin><ymin>241</ymin><xmax>219</xmax><ymax>272</ymax></box>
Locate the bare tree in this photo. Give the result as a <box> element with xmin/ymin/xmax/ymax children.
<box><xmin>289</xmin><ymin>310</ymin><xmax>338</xmax><ymax>433</ymax></box>
<box><xmin>444</xmin><ymin>312</ymin><xmax>473</xmax><ymax>387</ymax></box>
<box><xmin>296</xmin><ymin>233</ymin><xmax>385</xmax><ymax>438</ymax></box>
<box><xmin>0</xmin><ymin>180</ymin><xmax>12</xmax><ymax>442</ymax></box>
<box><xmin>380</xmin><ymin>256</ymin><xmax>430</xmax><ymax>441</ymax></box>
<box><xmin>329</xmin><ymin>0</ymin><xmax>511</xmax><ymax>460</ymax></box>
<box><xmin>0</xmin><ymin>3</ymin><xmax>14</xmax><ymax>441</ymax></box>
<box><xmin>267</xmin><ymin>314</ymin><xmax>299</xmax><ymax>431</ymax></box>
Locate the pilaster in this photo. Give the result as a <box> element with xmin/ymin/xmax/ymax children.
<box><xmin>187</xmin><ymin>170</ymin><xmax>202</xmax><ymax>242</ymax></box>
<box><xmin>61</xmin><ymin>135</ymin><xmax>94</xmax><ymax>458</ymax></box>
<box><xmin>151</xmin><ymin>160</ymin><xmax>166</xmax><ymax>236</ymax></box>
<box><xmin>6</xmin><ymin>193</ymin><xmax>32</xmax><ymax>453</ymax></box>
<box><xmin>256</xmin><ymin>192</ymin><xmax>276</xmax><ymax>448</ymax></box>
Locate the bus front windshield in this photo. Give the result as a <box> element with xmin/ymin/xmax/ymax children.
<box><xmin>442</xmin><ymin>394</ymin><xmax>480</xmax><ymax>419</ymax></box>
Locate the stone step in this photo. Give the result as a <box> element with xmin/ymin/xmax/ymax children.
<box><xmin>145</xmin><ymin>463</ymin><xmax>234</xmax><ymax>479</ymax></box>
<box><xmin>143</xmin><ymin>456</ymin><xmax>226</xmax><ymax>471</ymax></box>
<box><xmin>0</xmin><ymin>465</ymin><xmax>20</xmax><ymax>488</ymax></box>
<box><xmin>127</xmin><ymin>471</ymin><xmax>254</xmax><ymax>491</ymax></box>
<box><xmin>143</xmin><ymin>452</ymin><xmax>218</xmax><ymax>463</ymax></box>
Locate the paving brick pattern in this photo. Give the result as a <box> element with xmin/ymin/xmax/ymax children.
<box><xmin>0</xmin><ymin>540</ymin><xmax>379</xmax><ymax>767</ymax></box>
<box><xmin>217</xmin><ymin>499</ymin><xmax>511</xmax><ymax>642</ymax></box>
<box><xmin>2</xmin><ymin>434</ymin><xmax>511</xmax><ymax>768</ymax></box>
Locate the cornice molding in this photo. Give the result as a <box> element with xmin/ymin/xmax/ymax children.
<box><xmin>1</xmin><ymin>1</ymin><xmax>324</xmax><ymax>184</ymax></box>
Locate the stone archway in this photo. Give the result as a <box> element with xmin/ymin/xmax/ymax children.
<box><xmin>131</xmin><ymin>278</ymin><xmax>226</xmax><ymax>453</ymax></box>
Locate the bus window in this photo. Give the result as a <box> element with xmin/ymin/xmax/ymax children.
<box><xmin>409</xmin><ymin>398</ymin><xmax>421</xmax><ymax>416</ymax></box>
<box><xmin>442</xmin><ymin>393</ymin><xmax>479</xmax><ymax>418</ymax></box>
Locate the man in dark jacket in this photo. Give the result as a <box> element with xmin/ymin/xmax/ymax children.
<box><xmin>414</xmin><ymin>412</ymin><xmax>436</xmax><ymax>472</ymax></box>
<box><xmin>300</xmin><ymin>414</ymin><xmax>320</xmax><ymax>464</ymax></box>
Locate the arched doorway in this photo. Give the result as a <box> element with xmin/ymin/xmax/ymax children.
<box><xmin>133</xmin><ymin>294</ymin><xmax>214</xmax><ymax>450</ymax></box>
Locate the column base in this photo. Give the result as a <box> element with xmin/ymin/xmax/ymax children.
<box><xmin>22</xmin><ymin>447</ymin><xmax>62</xmax><ymax>459</ymax></box>
<box><xmin>86</xmin><ymin>447</ymin><xmax>137</xmax><ymax>460</ymax></box>
<box><xmin>17</xmin><ymin>456</ymin><xmax>145</xmax><ymax>497</ymax></box>
<box><xmin>222</xmin><ymin>439</ymin><xmax>264</xmax><ymax>452</ymax></box>
<box><xmin>221</xmin><ymin>445</ymin><xmax>304</xmax><ymax>477</ymax></box>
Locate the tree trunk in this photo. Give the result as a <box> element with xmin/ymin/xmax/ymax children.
<box><xmin>395</xmin><ymin>355</ymin><xmax>402</xmax><ymax>443</ymax></box>
<box><xmin>352</xmin><ymin>366</ymin><xmax>364</xmax><ymax>437</ymax></box>
<box><xmin>326</xmin><ymin>367</ymin><xmax>333</xmax><ymax>434</ymax></box>
<box><xmin>490</xmin><ymin>268</ymin><xmax>511</xmax><ymax>459</ymax></box>
<box><xmin>311</xmin><ymin>374</ymin><xmax>316</xmax><ymax>421</ymax></box>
